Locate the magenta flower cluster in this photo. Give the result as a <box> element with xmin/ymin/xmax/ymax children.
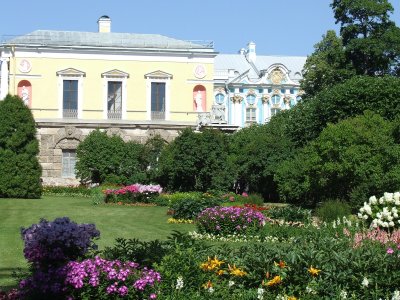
<box><xmin>196</xmin><ymin>206</ymin><xmax>267</xmax><ymax>235</ymax></box>
<box><xmin>105</xmin><ymin>184</ymin><xmax>163</xmax><ymax>195</ymax></box>
<box><xmin>65</xmin><ymin>256</ymin><xmax>161</xmax><ymax>299</ymax></box>
<box><xmin>104</xmin><ymin>184</ymin><xmax>163</xmax><ymax>204</ymax></box>
<box><xmin>21</xmin><ymin>217</ymin><xmax>100</xmax><ymax>265</ymax></box>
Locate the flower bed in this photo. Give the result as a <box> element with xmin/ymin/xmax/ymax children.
<box><xmin>104</xmin><ymin>184</ymin><xmax>162</xmax><ymax>204</ymax></box>
<box><xmin>196</xmin><ymin>206</ymin><xmax>266</xmax><ymax>235</ymax></box>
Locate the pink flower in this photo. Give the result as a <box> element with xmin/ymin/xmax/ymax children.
<box><xmin>387</xmin><ymin>247</ymin><xmax>394</xmax><ymax>254</ymax></box>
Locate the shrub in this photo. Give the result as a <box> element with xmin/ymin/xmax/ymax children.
<box><xmin>19</xmin><ymin>217</ymin><xmax>100</xmax><ymax>299</ymax></box>
<box><xmin>102</xmin><ymin>238</ymin><xmax>170</xmax><ymax>268</ymax></box>
<box><xmin>21</xmin><ymin>217</ymin><xmax>100</xmax><ymax>267</ymax></box>
<box><xmin>42</xmin><ymin>185</ymin><xmax>94</xmax><ymax>197</ymax></box>
<box><xmin>0</xmin><ymin>95</ymin><xmax>42</xmax><ymax>198</ymax></box>
<box><xmin>315</xmin><ymin>200</ymin><xmax>352</xmax><ymax>222</ymax></box>
<box><xmin>267</xmin><ymin>205</ymin><xmax>312</xmax><ymax>224</ymax></box>
<box><xmin>196</xmin><ymin>206</ymin><xmax>267</xmax><ymax>235</ymax></box>
<box><xmin>169</xmin><ymin>194</ymin><xmax>221</xmax><ymax>220</ymax></box>
<box><xmin>65</xmin><ymin>256</ymin><xmax>161</xmax><ymax>300</ymax></box>
<box><xmin>358</xmin><ymin>192</ymin><xmax>400</xmax><ymax>230</ymax></box>
<box><xmin>104</xmin><ymin>184</ymin><xmax>163</xmax><ymax>204</ymax></box>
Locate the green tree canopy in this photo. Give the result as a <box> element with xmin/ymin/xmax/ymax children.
<box><xmin>332</xmin><ymin>0</ymin><xmax>400</xmax><ymax>75</ymax></box>
<box><xmin>0</xmin><ymin>95</ymin><xmax>42</xmax><ymax>198</ymax></box>
<box><xmin>275</xmin><ymin>112</ymin><xmax>400</xmax><ymax>208</ymax></box>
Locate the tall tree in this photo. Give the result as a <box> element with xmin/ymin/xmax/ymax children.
<box><xmin>0</xmin><ymin>95</ymin><xmax>42</xmax><ymax>198</ymax></box>
<box><xmin>301</xmin><ymin>30</ymin><xmax>355</xmax><ymax>96</ymax></box>
<box><xmin>331</xmin><ymin>0</ymin><xmax>400</xmax><ymax>75</ymax></box>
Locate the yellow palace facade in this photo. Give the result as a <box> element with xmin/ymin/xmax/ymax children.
<box><xmin>0</xmin><ymin>16</ymin><xmax>219</xmax><ymax>185</ymax></box>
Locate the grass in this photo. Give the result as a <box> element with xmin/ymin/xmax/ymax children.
<box><xmin>0</xmin><ymin>195</ymin><xmax>194</xmax><ymax>289</ymax></box>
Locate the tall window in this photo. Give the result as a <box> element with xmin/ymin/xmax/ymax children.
<box><xmin>63</xmin><ymin>80</ymin><xmax>78</xmax><ymax>118</ymax></box>
<box><xmin>151</xmin><ymin>82</ymin><xmax>165</xmax><ymax>120</ymax></box>
<box><xmin>246</xmin><ymin>107</ymin><xmax>257</xmax><ymax>123</ymax></box>
<box><xmin>107</xmin><ymin>81</ymin><xmax>122</xmax><ymax>119</ymax></box>
<box><xmin>271</xmin><ymin>95</ymin><xmax>280</xmax><ymax>105</ymax></box>
<box><xmin>246</xmin><ymin>94</ymin><xmax>256</xmax><ymax>105</ymax></box>
<box><xmin>271</xmin><ymin>108</ymin><xmax>281</xmax><ymax>116</ymax></box>
<box><xmin>62</xmin><ymin>150</ymin><xmax>76</xmax><ymax>178</ymax></box>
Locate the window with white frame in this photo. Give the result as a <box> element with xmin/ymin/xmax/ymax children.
<box><xmin>62</xmin><ymin>150</ymin><xmax>76</xmax><ymax>178</ymax></box>
<box><xmin>101</xmin><ymin>70</ymin><xmax>129</xmax><ymax>120</ymax></box>
<box><xmin>246</xmin><ymin>107</ymin><xmax>257</xmax><ymax>123</ymax></box>
<box><xmin>57</xmin><ymin>68</ymin><xmax>85</xmax><ymax>119</ymax></box>
<box><xmin>271</xmin><ymin>95</ymin><xmax>280</xmax><ymax>105</ymax></box>
<box><xmin>271</xmin><ymin>107</ymin><xmax>281</xmax><ymax>116</ymax></box>
<box><xmin>246</xmin><ymin>94</ymin><xmax>256</xmax><ymax>105</ymax></box>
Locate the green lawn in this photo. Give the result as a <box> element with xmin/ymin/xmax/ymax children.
<box><xmin>0</xmin><ymin>196</ymin><xmax>194</xmax><ymax>289</ymax></box>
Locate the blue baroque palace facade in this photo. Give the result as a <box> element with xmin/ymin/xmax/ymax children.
<box><xmin>211</xmin><ymin>42</ymin><xmax>306</xmax><ymax>127</ymax></box>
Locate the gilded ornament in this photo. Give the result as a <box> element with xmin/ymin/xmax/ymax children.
<box><xmin>269</xmin><ymin>68</ymin><xmax>284</xmax><ymax>85</ymax></box>
<box><xmin>231</xmin><ymin>94</ymin><xmax>243</xmax><ymax>103</ymax></box>
<box><xmin>261</xmin><ymin>94</ymin><xmax>270</xmax><ymax>104</ymax></box>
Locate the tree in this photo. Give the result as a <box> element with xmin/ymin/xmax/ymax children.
<box><xmin>0</xmin><ymin>95</ymin><xmax>42</xmax><ymax>198</ymax></box>
<box><xmin>301</xmin><ymin>30</ymin><xmax>355</xmax><ymax>96</ymax></box>
<box><xmin>158</xmin><ymin>128</ymin><xmax>234</xmax><ymax>192</ymax></box>
<box><xmin>75</xmin><ymin>130</ymin><xmax>147</xmax><ymax>185</ymax></box>
<box><xmin>331</xmin><ymin>0</ymin><xmax>400</xmax><ymax>75</ymax></box>
<box><xmin>275</xmin><ymin>112</ymin><xmax>400</xmax><ymax>209</ymax></box>
<box><xmin>287</xmin><ymin>76</ymin><xmax>400</xmax><ymax>147</ymax></box>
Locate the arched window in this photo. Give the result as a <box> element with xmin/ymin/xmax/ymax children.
<box><xmin>271</xmin><ymin>95</ymin><xmax>280</xmax><ymax>105</ymax></box>
<box><xmin>193</xmin><ymin>85</ymin><xmax>206</xmax><ymax>112</ymax></box>
<box><xmin>215</xmin><ymin>93</ymin><xmax>225</xmax><ymax>105</ymax></box>
<box><xmin>246</xmin><ymin>94</ymin><xmax>256</xmax><ymax>105</ymax></box>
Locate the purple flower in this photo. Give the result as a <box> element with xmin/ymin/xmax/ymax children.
<box><xmin>387</xmin><ymin>247</ymin><xmax>394</xmax><ymax>254</ymax></box>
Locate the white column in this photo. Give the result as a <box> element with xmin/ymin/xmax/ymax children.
<box><xmin>0</xmin><ymin>58</ymin><xmax>9</xmax><ymax>100</ymax></box>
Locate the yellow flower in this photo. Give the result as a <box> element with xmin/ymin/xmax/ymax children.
<box><xmin>287</xmin><ymin>297</ymin><xmax>298</xmax><ymax>300</ymax></box>
<box><xmin>274</xmin><ymin>260</ymin><xmax>287</xmax><ymax>269</ymax></box>
<box><xmin>264</xmin><ymin>275</ymin><xmax>282</xmax><ymax>287</ymax></box>
<box><xmin>308</xmin><ymin>266</ymin><xmax>321</xmax><ymax>277</ymax></box>
<box><xmin>200</xmin><ymin>256</ymin><xmax>224</xmax><ymax>271</ymax></box>
<box><xmin>228</xmin><ymin>264</ymin><xmax>247</xmax><ymax>277</ymax></box>
<box><xmin>216</xmin><ymin>269</ymin><xmax>225</xmax><ymax>276</ymax></box>
<box><xmin>202</xmin><ymin>280</ymin><xmax>213</xmax><ymax>289</ymax></box>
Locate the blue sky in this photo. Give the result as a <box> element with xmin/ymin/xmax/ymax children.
<box><xmin>1</xmin><ymin>0</ymin><xmax>399</xmax><ymax>56</ymax></box>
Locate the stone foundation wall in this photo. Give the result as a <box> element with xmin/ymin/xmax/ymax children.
<box><xmin>36</xmin><ymin>120</ymin><xmax>195</xmax><ymax>186</ymax></box>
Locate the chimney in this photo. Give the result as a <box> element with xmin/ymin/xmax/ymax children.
<box><xmin>239</xmin><ymin>48</ymin><xmax>246</xmax><ymax>55</ymax></box>
<box><xmin>246</xmin><ymin>41</ymin><xmax>256</xmax><ymax>63</ymax></box>
<box><xmin>98</xmin><ymin>15</ymin><xmax>111</xmax><ymax>33</ymax></box>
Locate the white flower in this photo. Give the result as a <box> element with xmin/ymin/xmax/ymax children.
<box><xmin>208</xmin><ymin>287</ymin><xmax>214</xmax><ymax>293</ymax></box>
<box><xmin>395</xmin><ymin>199</ymin><xmax>400</xmax><ymax>206</ymax></box>
<box><xmin>228</xmin><ymin>281</ymin><xmax>235</xmax><ymax>287</ymax></box>
<box><xmin>306</xmin><ymin>286</ymin><xmax>317</xmax><ymax>294</ymax></box>
<box><xmin>340</xmin><ymin>290</ymin><xmax>348</xmax><ymax>299</ymax></box>
<box><xmin>394</xmin><ymin>192</ymin><xmax>400</xmax><ymax>201</ymax></box>
<box><xmin>257</xmin><ymin>288</ymin><xmax>265</xmax><ymax>300</ymax></box>
<box><xmin>379</xmin><ymin>197</ymin><xmax>385</xmax><ymax>204</ymax></box>
<box><xmin>385</xmin><ymin>192</ymin><xmax>394</xmax><ymax>202</ymax></box>
<box><xmin>358</xmin><ymin>213</ymin><xmax>364</xmax><ymax>219</ymax></box>
<box><xmin>176</xmin><ymin>276</ymin><xmax>184</xmax><ymax>290</ymax></box>
<box><xmin>369</xmin><ymin>195</ymin><xmax>378</xmax><ymax>205</ymax></box>
<box><xmin>363</xmin><ymin>215</ymin><xmax>368</xmax><ymax>220</ymax></box>
<box><xmin>392</xmin><ymin>290</ymin><xmax>400</xmax><ymax>300</ymax></box>
<box><xmin>389</xmin><ymin>221</ymin><xmax>395</xmax><ymax>227</ymax></box>
<box><xmin>362</xmin><ymin>277</ymin><xmax>369</xmax><ymax>287</ymax></box>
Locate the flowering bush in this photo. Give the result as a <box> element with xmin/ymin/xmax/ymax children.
<box><xmin>104</xmin><ymin>184</ymin><xmax>163</xmax><ymax>204</ymax></box>
<box><xmin>196</xmin><ymin>206</ymin><xmax>266</xmax><ymax>235</ymax></box>
<box><xmin>65</xmin><ymin>256</ymin><xmax>161</xmax><ymax>299</ymax></box>
<box><xmin>358</xmin><ymin>192</ymin><xmax>400</xmax><ymax>230</ymax></box>
<box><xmin>353</xmin><ymin>228</ymin><xmax>400</xmax><ymax>248</ymax></box>
<box><xmin>21</xmin><ymin>217</ymin><xmax>100</xmax><ymax>266</ymax></box>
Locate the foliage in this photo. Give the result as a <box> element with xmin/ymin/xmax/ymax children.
<box><xmin>358</xmin><ymin>192</ymin><xmax>400</xmax><ymax>230</ymax></box>
<box><xmin>169</xmin><ymin>194</ymin><xmax>222</xmax><ymax>220</ymax></box>
<box><xmin>288</xmin><ymin>76</ymin><xmax>400</xmax><ymax>147</ymax></box>
<box><xmin>158</xmin><ymin>128</ymin><xmax>234</xmax><ymax>192</ymax></box>
<box><xmin>229</xmin><ymin>114</ymin><xmax>295</xmax><ymax>200</ymax></box>
<box><xmin>315</xmin><ymin>200</ymin><xmax>352</xmax><ymax>222</ymax></box>
<box><xmin>42</xmin><ymin>185</ymin><xmax>94</xmax><ymax>197</ymax></box>
<box><xmin>143</xmin><ymin>134</ymin><xmax>168</xmax><ymax>183</ymax></box>
<box><xmin>276</xmin><ymin>112</ymin><xmax>400</xmax><ymax>208</ymax></box>
<box><xmin>266</xmin><ymin>205</ymin><xmax>312</xmax><ymax>224</ymax></box>
<box><xmin>65</xmin><ymin>257</ymin><xmax>161</xmax><ymax>300</ymax></box>
<box><xmin>76</xmin><ymin>130</ymin><xmax>147</xmax><ymax>185</ymax></box>
<box><xmin>196</xmin><ymin>206</ymin><xmax>266</xmax><ymax>235</ymax></box>
<box><xmin>301</xmin><ymin>30</ymin><xmax>355</xmax><ymax>96</ymax></box>
<box><xmin>102</xmin><ymin>238</ymin><xmax>170</xmax><ymax>268</ymax></box>
<box><xmin>104</xmin><ymin>184</ymin><xmax>163</xmax><ymax>204</ymax></box>
<box><xmin>332</xmin><ymin>0</ymin><xmax>400</xmax><ymax>76</ymax></box>
<box><xmin>0</xmin><ymin>95</ymin><xmax>42</xmax><ymax>198</ymax></box>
